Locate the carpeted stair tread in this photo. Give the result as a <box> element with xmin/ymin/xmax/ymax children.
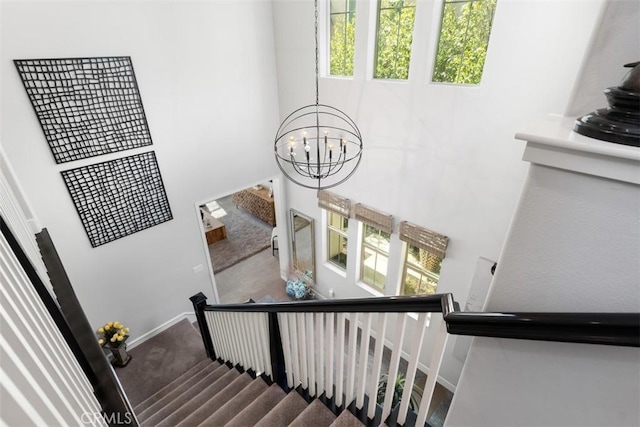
<box><xmin>176</xmin><ymin>373</ymin><xmax>256</xmax><ymax>427</ymax></box>
<box><xmin>226</xmin><ymin>383</ymin><xmax>286</xmax><ymax>427</ymax></box>
<box><xmin>196</xmin><ymin>378</ymin><xmax>268</xmax><ymax>427</ymax></box>
<box><xmin>134</xmin><ymin>359</ymin><xmax>218</xmax><ymax>414</ymax></box>
<box><xmin>141</xmin><ymin>367</ymin><xmax>239</xmax><ymax>426</ymax></box>
<box><xmin>137</xmin><ymin>362</ymin><xmax>231</xmax><ymax>423</ymax></box>
<box><xmin>254</xmin><ymin>390</ymin><xmax>309</xmax><ymax>427</ymax></box>
<box><xmin>330</xmin><ymin>410</ymin><xmax>365</xmax><ymax>426</ymax></box>
<box><xmin>289</xmin><ymin>399</ymin><xmax>337</xmax><ymax>427</ymax></box>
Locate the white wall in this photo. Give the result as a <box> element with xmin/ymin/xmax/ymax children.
<box><xmin>0</xmin><ymin>1</ymin><xmax>280</xmax><ymax>339</ymax></box>
<box><xmin>271</xmin><ymin>0</ymin><xmax>605</xmax><ymax>388</ymax></box>
<box><xmin>445</xmin><ymin>160</ymin><xmax>640</xmax><ymax>426</ymax></box>
<box><xmin>565</xmin><ymin>0</ymin><xmax>640</xmax><ymax>117</ymax></box>
<box><xmin>446</xmin><ymin>1</ymin><xmax>640</xmax><ymax>421</ymax></box>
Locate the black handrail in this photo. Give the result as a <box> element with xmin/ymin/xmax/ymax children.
<box><xmin>192</xmin><ymin>292</ymin><xmax>640</xmax><ymax>348</ymax></box>
<box><xmin>445</xmin><ymin>311</ymin><xmax>640</xmax><ymax>347</ymax></box>
<box><xmin>199</xmin><ymin>294</ymin><xmax>452</xmax><ymax>313</ymax></box>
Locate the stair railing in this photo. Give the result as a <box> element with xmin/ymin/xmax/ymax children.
<box><xmin>190</xmin><ymin>292</ymin><xmax>639</xmax><ymax>427</ymax></box>
<box><xmin>191</xmin><ymin>293</ymin><xmax>453</xmax><ymax>425</ymax></box>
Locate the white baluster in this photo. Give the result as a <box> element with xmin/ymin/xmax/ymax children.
<box><xmin>297</xmin><ymin>313</ymin><xmax>308</xmax><ymax>389</ymax></box>
<box><xmin>215</xmin><ymin>312</ymin><xmax>231</xmax><ymax>361</ymax></box>
<box><xmin>317</xmin><ymin>313</ymin><xmax>325</xmax><ymax>396</ymax></box>
<box><xmin>381</xmin><ymin>313</ymin><xmax>407</xmax><ymax>422</ymax></box>
<box><xmin>252</xmin><ymin>313</ymin><xmax>267</xmax><ymax>376</ymax></box>
<box><xmin>367</xmin><ymin>313</ymin><xmax>388</xmax><ymax>419</ymax></box>
<box><xmin>206</xmin><ymin>312</ymin><xmax>222</xmax><ymax>359</ymax></box>
<box><xmin>278</xmin><ymin>313</ymin><xmax>293</xmax><ymax>387</ymax></box>
<box><xmin>228</xmin><ymin>312</ymin><xmax>243</xmax><ymax>365</ymax></box>
<box><xmin>415</xmin><ymin>317</ymin><xmax>449</xmax><ymax>427</ymax></box>
<box><xmin>306</xmin><ymin>313</ymin><xmax>316</xmax><ymax>396</ymax></box>
<box><xmin>397</xmin><ymin>312</ymin><xmax>428</xmax><ymax>425</ymax></box>
<box><xmin>326</xmin><ymin>312</ymin><xmax>335</xmax><ymax>399</ymax></box>
<box><xmin>236</xmin><ymin>312</ymin><xmax>252</xmax><ymax>368</ymax></box>
<box><xmin>289</xmin><ymin>313</ymin><xmax>301</xmax><ymax>388</ymax></box>
<box><xmin>248</xmin><ymin>313</ymin><xmax>262</xmax><ymax>373</ymax></box>
<box><xmin>356</xmin><ymin>312</ymin><xmax>372</xmax><ymax>409</ymax></box>
<box><xmin>335</xmin><ymin>313</ymin><xmax>346</xmax><ymax>407</ymax></box>
<box><xmin>239</xmin><ymin>313</ymin><xmax>254</xmax><ymax>370</ymax></box>
<box><xmin>345</xmin><ymin>312</ymin><xmax>359</xmax><ymax>406</ymax></box>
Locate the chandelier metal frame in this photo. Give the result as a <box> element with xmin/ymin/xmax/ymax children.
<box><xmin>274</xmin><ymin>0</ymin><xmax>363</xmax><ymax>190</ymax></box>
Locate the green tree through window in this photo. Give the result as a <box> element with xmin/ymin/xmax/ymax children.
<box><xmin>374</xmin><ymin>0</ymin><xmax>416</xmax><ymax>80</ymax></box>
<box><xmin>401</xmin><ymin>244</ymin><xmax>442</xmax><ymax>296</ymax></box>
<box><xmin>432</xmin><ymin>0</ymin><xmax>497</xmax><ymax>84</ymax></box>
<box><xmin>330</xmin><ymin>0</ymin><xmax>356</xmax><ymax>76</ymax></box>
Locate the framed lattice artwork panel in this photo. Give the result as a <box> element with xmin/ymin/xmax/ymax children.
<box><xmin>61</xmin><ymin>152</ymin><xmax>172</xmax><ymax>248</ymax></box>
<box><xmin>14</xmin><ymin>56</ymin><xmax>152</xmax><ymax>164</ymax></box>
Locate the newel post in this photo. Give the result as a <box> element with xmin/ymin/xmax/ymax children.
<box><xmin>189</xmin><ymin>292</ymin><xmax>216</xmax><ymax>360</ymax></box>
<box><xmin>268</xmin><ymin>312</ymin><xmax>287</xmax><ymax>390</ymax></box>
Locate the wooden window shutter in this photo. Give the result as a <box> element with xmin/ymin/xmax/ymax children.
<box><xmin>354</xmin><ymin>203</ymin><xmax>393</xmax><ymax>234</ymax></box>
<box><xmin>399</xmin><ymin>221</ymin><xmax>448</xmax><ymax>259</ymax></box>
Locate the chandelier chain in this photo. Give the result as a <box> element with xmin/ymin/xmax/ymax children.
<box><xmin>314</xmin><ymin>0</ymin><xmax>319</xmax><ymax>106</ymax></box>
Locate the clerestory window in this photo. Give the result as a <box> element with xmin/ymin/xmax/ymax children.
<box><xmin>329</xmin><ymin>0</ymin><xmax>357</xmax><ymax>76</ymax></box>
<box><xmin>373</xmin><ymin>0</ymin><xmax>417</xmax><ymax>80</ymax></box>
<box><xmin>432</xmin><ymin>0</ymin><xmax>498</xmax><ymax>85</ymax></box>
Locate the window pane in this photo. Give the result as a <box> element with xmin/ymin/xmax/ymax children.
<box><xmin>331</xmin><ymin>0</ymin><xmax>347</xmax><ymax>14</ymax></box>
<box><xmin>362</xmin><ymin>246</ymin><xmax>387</xmax><ymax>290</ymax></box>
<box><xmin>330</xmin><ymin>1</ymin><xmax>356</xmax><ymax>76</ymax></box>
<box><xmin>363</xmin><ymin>224</ymin><xmax>390</xmax><ymax>252</ymax></box>
<box><xmin>328</xmin><ymin>230</ymin><xmax>348</xmax><ymax>269</ymax></box>
<box><xmin>401</xmin><ymin>243</ymin><xmax>441</xmax><ymax>295</ymax></box>
<box><xmin>432</xmin><ymin>0</ymin><xmax>497</xmax><ymax>85</ymax></box>
<box><xmin>328</xmin><ymin>212</ymin><xmax>348</xmax><ymax>233</ymax></box>
<box><xmin>374</xmin><ymin>0</ymin><xmax>416</xmax><ymax>80</ymax></box>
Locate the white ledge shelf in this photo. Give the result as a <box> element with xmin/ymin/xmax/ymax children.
<box><xmin>515</xmin><ymin>115</ymin><xmax>640</xmax><ymax>185</ymax></box>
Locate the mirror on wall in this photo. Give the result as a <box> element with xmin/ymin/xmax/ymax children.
<box><xmin>290</xmin><ymin>209</ymin><xmax>315</xmax><ymax>281</ymax></box>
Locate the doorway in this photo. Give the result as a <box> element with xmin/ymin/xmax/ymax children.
<box><xmin>196</xmin><ymin>178</ymin><xmax>290</xmax><ymax>303</ymax></box>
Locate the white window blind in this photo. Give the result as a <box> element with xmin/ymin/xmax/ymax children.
<box><xmin>354</xmin><ymin>204</ymin><xmax>393</xmax><ymax>234</ymax></box>
<box><xmin>318</xmin><ymin>190</ymin><xmax>351</xmax><ymax>218</ymax></box>
<box><xmin>399</xmin><ymin>221</ymin><xmax>448</xmax><ymax>259</ymax></box>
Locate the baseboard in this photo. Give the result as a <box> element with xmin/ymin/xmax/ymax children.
<box><xmin>312</xmin><ymin>288</ymin><xmax>327</xmax><ymax>300</ymax></box>
<box><xmin>127</xmin><ymin>312</ymin><xmax>197</xmax><ymax>350</ymax></box>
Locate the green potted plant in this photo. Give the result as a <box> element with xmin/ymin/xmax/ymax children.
<box><xmin>377</xmin><ymin>373</ymin><xmax>421</xmax><ymax>411</ymax></box>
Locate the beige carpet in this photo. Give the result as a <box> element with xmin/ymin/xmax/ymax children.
<box><xmin>207</xmin><ymin>195</ymin><xmax>272</xmax><ymax>273</ymax></box>
<box><xmin>116</xmin><ymin>319</ymin><xmax>208</xmax><ymax>406</ymax></box>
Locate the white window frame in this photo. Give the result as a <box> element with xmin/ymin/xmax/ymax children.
<box><xmin>327</xmin><ymin>210</ymin><xmax>349</xmax><ymax>270</ymax></box>
<box><xmin>328</xmin><ymin>0</ymin><xmax>358</xmax><ymax>77</ymax></box>
<box><xmin>372</xmin><ymin>0</ymin><xmax>418</xmax><ymax>80</ymax></box>
<box><xmin>431</xmin><ymin>0</ymin><xmax>497</xmax><ymax>85</ymax></box>
<box><xmin>400</xmin><ymin>242</ymin><xmax>441</xmax><ymax>296</ymax></box>
<box><xmin>360</xmin><ymin>222</ymin><xmax>390</xmax><ymax>291</ymax></box>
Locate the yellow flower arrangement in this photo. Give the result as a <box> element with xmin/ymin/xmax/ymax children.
<box><xmin>96</xmin><ymin>321</ymin><xmax>130</xmax><ymax>347</ymax></box>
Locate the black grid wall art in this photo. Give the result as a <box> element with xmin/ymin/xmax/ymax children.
<box><xmin>61</xmin><ymin>152</ymin><xmax>172</xmax><ymax>248</ymax></box>
<box><xmin>14</xmin><ymin>57</ymin><xmax>152</xmax><ymax>164</ymax></box>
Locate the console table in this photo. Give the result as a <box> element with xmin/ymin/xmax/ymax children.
<box><xmin>201</xmin><ymin>208</ymin><xmax>227</xmax><ymax>245</ymax></box>
<box><xmin>232</xmin><ymin>187</ymin><xmax>276</xmax><ymax>226</ymax></box>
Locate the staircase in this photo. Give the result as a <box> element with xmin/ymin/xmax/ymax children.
<box><xmin>134</xmin><ymin>358</ymin><xmax>364</xmax><ymax>427</ymax></box>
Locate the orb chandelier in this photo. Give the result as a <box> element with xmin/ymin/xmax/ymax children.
<box><xmin>274</xmin><ymin>0</ymin><xmax>363</xmax><ymax>190</ymax></box>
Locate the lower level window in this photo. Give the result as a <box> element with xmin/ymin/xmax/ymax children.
<box><xmin>328</xmin><ymin>212</ymin><xmax>348</xmax><ymax>269</ymax></box>
<box><xmin>401</xmin><ymin>243</ymin><xmax>442</xmax><ymax>295</ymax></box>
<box><xmin>361</xmin><ymin>224</ymin><xmax>390</xmax><ymax>291</ymax></box>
